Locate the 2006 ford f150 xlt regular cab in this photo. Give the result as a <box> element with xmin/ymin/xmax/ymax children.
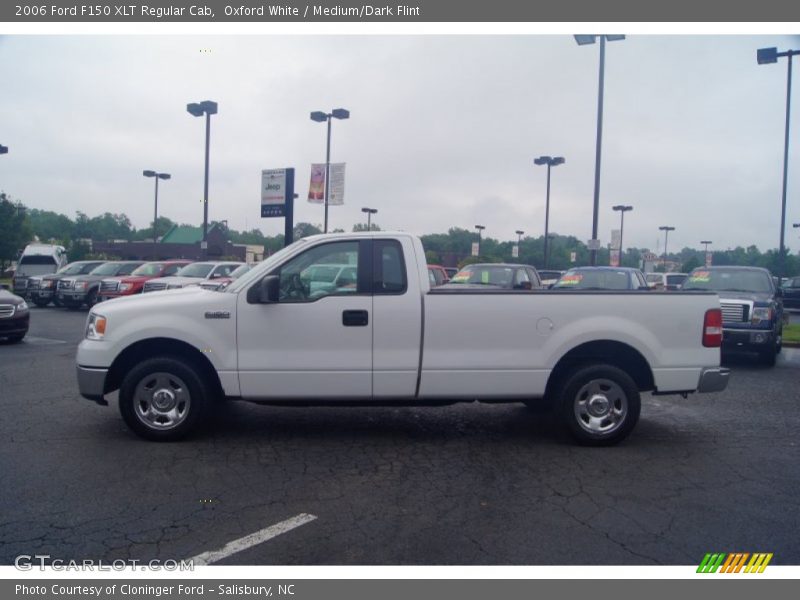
<box><xmin>77</xmin><ymin>232</ymin><xmax>729</xmax><ymax>445</ymax></box>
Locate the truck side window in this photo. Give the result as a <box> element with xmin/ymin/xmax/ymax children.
<box><xmin>373</xmin><ymin>240</ymin><xmax>407</xmax><ymax>294</ymax></box>
<box><xmin>276</xmin><ymin>241</ymin><xmax>360</xmax><ymax>302</ymax></box>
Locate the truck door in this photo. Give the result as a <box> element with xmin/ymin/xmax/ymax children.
<box><xmin>371</xmin><ymin>238</ymin><xmax>423</xmax><ymax>398</ymax></box>
<box><xmin>236</xmin><ymin>240</ymin><xmax>373</xmax><ymax>400</ymax></box>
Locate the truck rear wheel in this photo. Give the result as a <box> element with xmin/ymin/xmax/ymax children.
<box><xmin>118</xmin><ymin>356</ymin><xmax>212</xmax><ymax>441</ymax></box>
<box><xmin>556</xmin><ymin>363</ymin><xmax>641</xmax><ymax>446</ymax></box>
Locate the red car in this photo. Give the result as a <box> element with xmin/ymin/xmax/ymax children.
<box><xmin>98</xmin><ymin>260</ymin><xmax>192</xmax><ymax>301</ymax></box>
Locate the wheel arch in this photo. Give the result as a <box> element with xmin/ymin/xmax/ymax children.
<box><xmin>545</xmin><ymin>340</ymin><xmax>655</xmax><ymax>400</ymax></box>
<box><xmin>105</xmin><ymin>337</ymin><xmax>223</xmax><ymax>398</ymax></box>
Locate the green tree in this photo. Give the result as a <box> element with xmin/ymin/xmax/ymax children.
<box><xmin>682</xmin><ymin>255</ymin><xmax>702</xmax><ymax>273</ymax></box>
<box><xmin>0</xmin><ymin>194</ymin><xmax>33</xmax><ymax>267</ymax></box>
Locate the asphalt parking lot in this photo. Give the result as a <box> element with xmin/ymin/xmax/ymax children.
<box><xmin>1</xmin><ymin>306</ymin><xmax>799</xmax><ymax>566</ymax></box>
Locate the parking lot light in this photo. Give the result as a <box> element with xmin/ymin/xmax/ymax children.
<box><xmin>361</xmin><ymin>207</ymin><xmax>378</xmax><ymax>229</ymax></box>
<box><xmin>757</xmin><ymin>46</ymin><xmax>799</xmax><ymax>278</ymax></box>
<box><xmin>143</xmin><ymin>171</ymin><xmax>171</xmax><ymax>260</ymax></box>
<box><xmin>186</xmin><ymin>100</ymin><xmax>218</xmax><ymax>259</ymax></box>
<box><xmin>534</xmin><ymin>156</ymin><xmax>565</xmax><ymax>269</ymax></box>
<box><xmin>475</xmin><ymin>225</ymin><xmax>485</xmax><ymax>255</ymax></box>
<box><xmin>659</xmin><ymin>226</ymin><xmax>675</xmax><ymax>269</ymax></box>
<box><xmin>311</xmin><ymin>108</ymin><xmax>350</xmax><ymax>233</ymax></box>
<box><xmin>612</xmin><ymin>205</ymin><xmax>633</xmax><ymax>263</ymax></box>
<box><xmin>575</xmin><ymin>34</ymin><xmax>626</xmax><ymax>266</ymax></box>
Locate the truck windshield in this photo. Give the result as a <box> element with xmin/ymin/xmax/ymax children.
<box><xmin>175</xmin><ymin>263</ymin><xmax>215</xmax><ymax>278</ymax></box>
<box><xmin>131</xmin><ymin>263</ymin><xmax>167</xmax><ymax>276</ymax></box>
<box><xmin>683</xmin><ymin>270</ymin><xmax>773</xmax><ymax>292</ymax></box>
<box><xmin>89</xmin><ymin>263</ymin><xmax>126</xmax><ymax>276</ymax></box>
<box><xmin>19</xmin><ymin>256</ymin><xmax>57</xmax><ymax>265</ymax></box>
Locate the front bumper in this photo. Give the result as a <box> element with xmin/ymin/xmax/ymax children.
<box><xmin>722</xmin><ymin>327</ymin><xmax>775</xmax><ymax>349</ymax></box>
<box><xmin>76</xmin><ymin>365</ymin><xmax>108</xmax><ymax>403</ymax></box>
<box><xmin>0</xmin><ymin>312</ymin><xmax>30</xmax><ymax>336</ymax></box>
<box><xmin>697</xmin><ymin>367</ymin><xmax>730</xmax><ymax>393</ymax></box>
<box><xmin>30</xmin><ymin>289</ymin><xmax>54</xmax><ymax>300</ymax></box>
<box><xmin>59</xmin><ymin>291</ymin><xmax>89</xmax><ymax>304</ymax></box>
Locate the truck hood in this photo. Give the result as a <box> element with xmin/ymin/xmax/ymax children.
<box><xmin>716</xmin><ymin>290</ymin><xmax>775</xmax><ymax>304</ymax></box>
<box><xmin>153</xmin><ymin>276</ymin><xmax>206</xmax><ymax>286</ymax></box>
<box><xmin>95</xmin><ymin>285</ymin><xmax>222</xmax><ymax>310</ymax></box>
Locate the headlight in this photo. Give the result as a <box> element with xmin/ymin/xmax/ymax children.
<box><xmin>86</xmin><ymin>314</ymin><xmax>107</xmax><ymax>340</ymax></box>
<box><xmin>75</xmin><ymin>281</ymin><xmax>88</xmax><ymax>291</ymax></box>
<box><xmin>42</xmin><ymin>280</ymin><xmax>54</xmax><ymax>289</ymax></box>
<box><xmin>17</xmin><ymin>301</ymin><xmax>29</xmax><ymax>312</ymax></box>
<box><xmin>119</xmin><ymin>283</ymin><xmax>132</xmax><ymax>292</ymax></box>
<box><xmin>751</xmin><ymin>307</ymin><xmax>773</xmax><ymax>324</ymax></box>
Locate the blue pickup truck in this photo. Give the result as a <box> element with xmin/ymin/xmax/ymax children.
<box><xmin>683</xmin><ymin>266</ymin><xmax>783</xmax><ymax>366</ymax></box>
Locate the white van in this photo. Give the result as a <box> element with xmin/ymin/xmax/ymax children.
<box><xmin>13</xmin><ymin>244</ymin><xmax>68</xmax><ymax>296</ymax></box>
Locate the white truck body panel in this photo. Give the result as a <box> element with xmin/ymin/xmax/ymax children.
<box><xmin>77</xmin><ymin>232</ymin><xmax>724</xmax><ymax>410</ymax></box>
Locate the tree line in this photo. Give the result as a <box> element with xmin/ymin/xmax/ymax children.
<box><xmin>1</xmin><ymin>194</ymin><xmax>798</xmax><ymax>276</ymax></box>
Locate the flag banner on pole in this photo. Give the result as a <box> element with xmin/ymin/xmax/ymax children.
<box><xmin>308</xmin><ymin>163</ymin><xmax>346</xmax><ymax>205</ymax></box>
<box><xmin>328</xmin><ymin>163</ymin><xmax>346</xmax><ymax>205</ymax></box>
<box><xmin>308</xmin><ymin>164</ymin><xmax>325</xmax><ymax>203</ymax></box>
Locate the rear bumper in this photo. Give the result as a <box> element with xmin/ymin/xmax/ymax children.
<box><xmin>697</xmin><ymin>367</ymin><xmax>730</xmax><ymax>393</ymax></box>
<box><xmin>76</xmin><ymin>365</ymin><xmax>108</xmax><ymax>403</ymax></box>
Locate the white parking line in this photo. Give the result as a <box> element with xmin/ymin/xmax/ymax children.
<box><xmin>19</xmin><ymin>336</ymin><xmax>67</xmax><ymax>345</ymax></box>
<box><xmin>188</xmin><ymin>513</ymin><xmax>317</xmax><ymax>565</ymax></box>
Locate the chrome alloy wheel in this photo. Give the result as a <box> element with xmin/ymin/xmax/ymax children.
<box><xmin>573</xmin><ymin>378</ymin><xmax>628</xmax><ymax>435</ymax></box>
<box><xmin>133</xmin><ymin>372</ymin><xmax>192</xmax><ymax>430</ymax></box>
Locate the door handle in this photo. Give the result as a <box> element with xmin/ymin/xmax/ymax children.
<box><xmin>342</xmin><ymin>309</ymin><xmax>369</xmax><ymax>327</ymax></box>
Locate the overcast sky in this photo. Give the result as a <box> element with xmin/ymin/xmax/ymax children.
<box><xmin>1</xmin><ymin>34</ymin><xmax>799</xmax><ymax>253</ymax></box>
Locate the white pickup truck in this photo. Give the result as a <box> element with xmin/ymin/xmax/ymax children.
<box><xmin>77</xmin><ymin>232</ymin><xmax>729</xmax><ymax>445</ymax></box>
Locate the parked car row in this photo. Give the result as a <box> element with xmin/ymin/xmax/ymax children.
<box><xmin>21</xmin><ymin>259</ymin><xmax>246</xmax><ymax>309</ymax></box>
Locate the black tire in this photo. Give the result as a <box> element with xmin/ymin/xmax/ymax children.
<box><xmin>118</xmin><ymin>356</ymin><xmax>214</xmax><ymax>441</ymax></box>
<box><xmin>53</xmin><ymin>297</ymin><xmax>62</xmax><ymax>307</ymax></box>
<box><xmin>33</xmin><ymin>299</ymin><xmax>50</xmax><ymax>308</ymax></box>
<box><xmin>556</xmin><ymin>363</ymin><xmax>641</xmax><ymax>446</ymax></box>
<box><xmin>757</xmin><ymin>346</ymin><xmax>777</xmax><ymax>367</ymax></box>
<box><xmin>86</xmin><ymin>289</ymin><xmax>98</xmax><ymax>308</ymax></box>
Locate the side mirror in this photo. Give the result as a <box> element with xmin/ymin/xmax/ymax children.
<box><xmin>247</xmin><ymin>275</ymin><xmax>280</xmax><ymax>304</ymax></box>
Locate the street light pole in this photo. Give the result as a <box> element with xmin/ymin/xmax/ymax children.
<box><xmin>758</xmin><ymin>46</ymin><xmax>799</xmax><ymax>278</ymax></box>
<box><xmin>701</xmin><ymin>240</ymin><xmax>713</xmax><ymax>267</ymax></box>
<box><xmin>186</xmin><ymin>100</ymin><xmax>218</xmax><ymax>260</ymax></box>
<box><xmin>612</xmin><ymin>205</ymin><xmax>633</xmax><ymax>264</ymax></box>
<box><xmin>659</xmin><ymin>226</ymin><xmax>675</xmax><ymax>269</ymax></box>
<box><xmin>143</xmin><ymin>171</ymin><xmax>171</xmax><ymax>260</ymax></box>
<box><xmin>534</xmin><ymin>156</ymin><xmax>565</xmax><ymax>269</ymax></box>
<box><xmin>475</xmin><ymin>225</ymin><xmax>485</xmax><ymax>256</ymax></box>
<box><xmin>311</xmin><ymin>108</ymin><xmax>350</xmax><ymax>233</ymax></box>
<box><xmin>575</xmin><ymin>34</ymin><xmax>625</xmax><ymax>266</ymax></box>
<box><xmin>361</xmin><ymin>207</ymin><xmax>377</xmax><ymax>229</ymax></box>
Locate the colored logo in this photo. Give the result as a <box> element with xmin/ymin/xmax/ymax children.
<box><xmin>697</xmin><ymin>552</ymin><xmax>773</xmax><ymax>573</ymax></box>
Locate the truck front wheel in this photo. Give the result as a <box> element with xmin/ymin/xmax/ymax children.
<box><xmin>118</xmin><ymin>357</ymin><xmax>212</xmax><ymax>441</ymax></box>
<box><xmin>556</xmin><ymin>364</ymin><xmax>641</xmax><ymax>446</ymax></box>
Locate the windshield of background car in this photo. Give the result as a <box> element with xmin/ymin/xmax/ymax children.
<box><xmin>88</xmin><ymin>262</ymin><xmax>125</xmax><ymax>276</ymax></box>
<box><xmin>554</xmin><ymin>269</ymin><xmax>632</xmax><ymax>290</ymax></box>
<box><xmin>131</xmin><ymin>263</ymin><xmax>167</xmax><ymax>276</ymax></box>
<box><xmin>229</xmin><ymin>264</ymin><xmax>252</xmax><ymax>279</ymax></box>
<box><xmin>645</xmin><ymin>274</ymin><xmax>663</xmax><ymax>284</ymax></box>
<box><xmin>449</xmin><ymin>266</ymin><xmax>514</xmax><ymax>287</ymax></box>
<box><xmin>175</xmin><ymin>263</ymin><xmax>214</xmax><ymax>278</ymax></box>
<box><xmin>683</xmin><ymin>269</ymin><xmax>773</xmax><ymax>292</ymax></box>
<box><xmin>666</xmin><ymin>274</ymin><xmax>687</xmax><ymax>286</ymax></box>
<box><xmin>59</xmin><ymin>262</ymin><xmax>93</xmax><ymax>275</ymax></box>
<box><xmin>225</xmin><ymin>238</ymin><xmax>310</xmax><ymax>294</ymax></box>
<box><xmin>19</xmin><ymin>255</ymin><xmax>57</xmax><ymax>265</ymax></box>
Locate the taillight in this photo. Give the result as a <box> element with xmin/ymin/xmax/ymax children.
<box><xmin>703</xmin><ymin>308</ymin><xmax>722</xmax><ymax>347</ymax></box>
